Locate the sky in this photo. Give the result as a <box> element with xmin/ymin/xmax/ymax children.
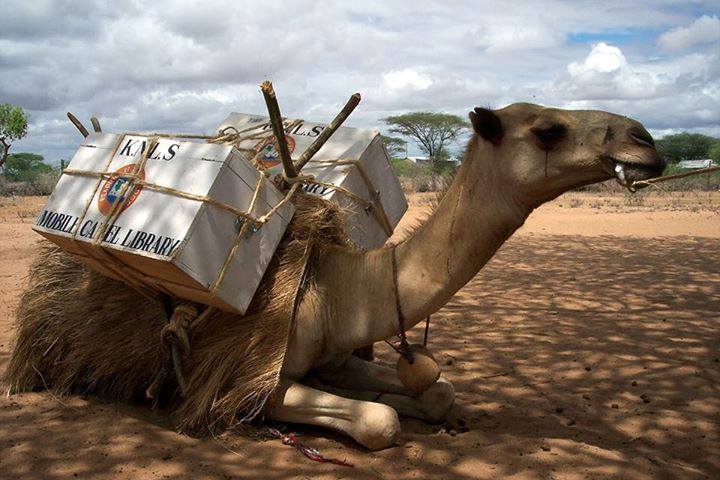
<box><xmin>2</xmin><ymin>0</ymin><xmax>719</xmax><ymax>164</ymax></box>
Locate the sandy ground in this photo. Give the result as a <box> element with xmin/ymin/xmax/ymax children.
<box><xmin>0</xmin><ymin>191</ymin><xmax>718</xmax><ymax>480</ymax></box>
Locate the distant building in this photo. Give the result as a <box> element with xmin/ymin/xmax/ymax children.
<box><xmin>444</xmin><ymin>156</ymin><xmax>461</xmax><ymax>166</ymax></box>
<box><xmin>678</xmin><ymin>159</ymin><xmax>716</xmax><ymax>169</ymax></box>
<box><xmin>404</xmin><ymin>156</ymin><xmax>461</xmax><ymax>166</ymax></box>
<box><xmin>405</xmin><ymin>156</ymin><xmax>431</xmax><ymax>164</ymax></box>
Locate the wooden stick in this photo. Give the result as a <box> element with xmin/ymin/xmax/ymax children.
<box><xmin>67</xmin><ymin>112</ymin><xmax>89</xmax><ymax>137</ymax></box>
<box><xmin>260</xmin><ymin>81</ymin><xmax>297</xmax><ymax>178</ymax></box>
<box><xmin>294</xmin><ymin>93</ymin><xmax>361</xmax><ymax>172</ymax></box>
<box><xmin>90</xmin><ymin>116</ymin><xmax>102</xmax><ymax>133</ymax></box>
<box><xmin>123</xmin><ymin>132</ymin><xmax>216</xmax><ymax>139</ymax></box>
<box><xmin>632</xmin><ymin>165</ymin><xmax>720</xmax><ymax>188</ymax></box>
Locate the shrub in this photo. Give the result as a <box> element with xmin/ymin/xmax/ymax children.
<box><xmin>390</xmin><ymin>157</ymin><xmax>457</xmax><ymax>192</ymax></box>
<box><xmin>4</xmin><ymin>153</ymin><xmax>53</xmax><ymax>182</ymax></box>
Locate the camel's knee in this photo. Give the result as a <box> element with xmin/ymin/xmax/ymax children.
<box><xmin>419</xmin><ymin>377</ymin><xmax>455</xmax><ymax>423</ymax></box>
<box><xmin>353</xmin><ymin>403</ymin><xmax>400</xmax><ymax>450</ymax></box>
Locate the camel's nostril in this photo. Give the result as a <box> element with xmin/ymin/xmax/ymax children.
<box><xmin>629</xmin><ymin>128</ymin><xmax>655</xmax><ymax>148</ymax></box>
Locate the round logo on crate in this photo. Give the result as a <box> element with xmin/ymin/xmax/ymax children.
<box><xmin>97</xmin><ymin>164</ymin><xmax>145</xmax><ymax>216</ymax></box>
<box><xmin>255</xmin><ymin>135</ymin><xmax>296</xmax><ymax>168</ymax></box>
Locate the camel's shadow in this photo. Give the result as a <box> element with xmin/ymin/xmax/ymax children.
<box><xmin>3</xmin><ymin>234</ymin><xmax>718</xmax><ymax>479</ymax></box>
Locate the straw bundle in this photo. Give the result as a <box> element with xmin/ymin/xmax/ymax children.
<box><xmin>4</xmin><ymin>193</ymin><xmax>351</xmax><ymax>435</ymax></box>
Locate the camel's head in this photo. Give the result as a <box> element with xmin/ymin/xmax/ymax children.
<box><xmin>468</xmin><ymin>103</ymin><xmax>665</xmax><ymax>207</ymax></box>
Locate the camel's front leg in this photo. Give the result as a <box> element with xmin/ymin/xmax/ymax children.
<box><xmin>313</xmin><ymin>355</ymin><xmax>455</xmax><ymax>423</ymax></box>
<box><xmin>267</xmin><ymin>377</ymin><xmax>401</xmax><ymax>450</ymax></box>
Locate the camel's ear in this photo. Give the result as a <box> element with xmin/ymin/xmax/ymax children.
<box><xmin>469</xmin><ymin>107</ymin><xmax>503</xmax><ymax>145</ymax></box>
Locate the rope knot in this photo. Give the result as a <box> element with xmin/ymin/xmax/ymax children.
<box><xmin>283</xmin><ymin>173</ymin><xmax>315</xmax><ymax>185</ymax></box>
<box><xmin>160</xmin><ymin>304</ymin><xmax>198</xmax><ymax>358</ymax></box>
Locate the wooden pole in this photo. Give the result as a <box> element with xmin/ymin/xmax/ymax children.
<box><xmin>260</xmin><ymin>81</ymin><xmax>297</xmax><ymax>179</ymax></box>
<box><xmin>67</xmin><ymin>112</ymin><xmax>89</xmax><ymax>137</ymax></box>
<box><xmin>294</xmin><ymin>93</ymin><xmax>361</xmax><ymax>172</ymax></box>
<box><xmin>90</xmin><ymin>116</ymin><xmax>102</xmax><ymax>133</ymax></box>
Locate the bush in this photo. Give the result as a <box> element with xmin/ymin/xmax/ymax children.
<box><xmin>390</xmin><ymin>158</ymin><xmax>457</xmax><ymax>192</ymax></box>
<box><xmin>30</xmin><ymin>171</ymin><xmax>61</xmax><ymax>195</ymax></box>
<box><xmin>390</xmin><ymin>158</ymin><xmax>433</xmax><ymax>177</ymax></box>
<box><xmin>0</xmin><ymin>152</ymin><xmax>61</xmax><ymax>196</ymax></box>
<box><xmin>0</xmin><ymin>170</ymin><xmax>59</xmax><ymax>196</ymax></box>
<box><xmin>4</xmin><ymin>153</ymin><xmax>53</xmax><ymax>182</ymax></box>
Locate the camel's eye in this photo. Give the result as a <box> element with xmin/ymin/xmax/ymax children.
<box><xmin>531</xmin><ymin>123</ymin><xmax>567</xmax><ymax>150</ymax></box>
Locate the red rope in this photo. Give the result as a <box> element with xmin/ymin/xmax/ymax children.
<box><xmin>270</xmin><ymin>429</ymin><xmax>353</xmax><ymax>467</ymax></box>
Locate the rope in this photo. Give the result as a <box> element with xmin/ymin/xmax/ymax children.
<box><xmin>62</xmin><ymin>169</ymin><xmax>268</xmax><ymax>228</ymax></box>
<box><xmin>632</xmin><ymin>165</ymin><xmax>720</xmax><ymax>188</ymax></box>
<box><xmin>390</xmin><ymin>246</ymin><xmax>413</xmax><ymax>364</ymax></box>
<box><xmin>70</xmin><ymin>136</ymin><xmax>124</xmax><ymax>240</ymax></box>
<box><xmin>64</xmin><ymin>128</ymin><xmax>393</xmax><ymax>239</ymax></box>
<box><xmin>159</xmin><ymin>302</ymin><xmax>198</xmax><ymax>395</ymax></box>
<box><xmin>385</xmin><ymin>248</ymin><xmax>432</xmax><ymax>358</ymax></box>
<box><xmin>57</xmin><ymin>120</ymin><xmax>397</xmax><ymax>411</ymax></box>
<box><xmin>160</xmin><ymin>304</ymin><xmax>198</xmax><ymax>357</ymax></box>
<box><xmin>207</xmin><ymin>119</ymin><xmax>303</xmax><ymax>171</ymax></box>
<box><xmin>268</xmin><ymin>428</ymin><xmax>353</xmax><ymax>467</ymax></box>
<box><xmin>92</xmin><ymin>136</ymin><xmax>157</xmax><ymax>246</ymax></box>
<box><xmin>66</xmin><ymin>135</ymin><xmax>159</xmax><ymax>299</ymax></box>
<box><xmin>59</xmin><ymin>123</ymin><xmax>395</xmax><ymax>308</ymax></box>
<box><xmin>300</xmin><ymin>159</ymin><xmax>395</xmax><ymax>236</ymax></box>
<box><xmin>209</xmin><ymin>174</ymin><xmax>266</xmax><ymax>297</ymax></box>
<box><xmin>60</xmin><ymin>129</ymin><xmax>304</xmax><ymax>298</ymax></box>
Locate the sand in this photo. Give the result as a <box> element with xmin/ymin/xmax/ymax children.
<box><xmin>1</xmin><ymin>191</ymin><xmax>718</xmax><ymax>479</ymax></box>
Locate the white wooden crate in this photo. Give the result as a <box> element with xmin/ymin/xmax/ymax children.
<box><xmin>217</xmin><ymin>113</ymin><xmax>407</xmax><ymax>248</ymax></box>
<box><xmin>33</xmin><ymin>133</ymin><xmax>294</xmax><ymax>314</ymax></box>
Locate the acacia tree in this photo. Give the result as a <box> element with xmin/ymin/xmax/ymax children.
<box><xmin>383</xmin><ymin>112</ymin><xmax>467</xmax><ymax>164</ymax></box>
<box><xmin>380</xmin><ymin>135</ymin><xmax>407</xmax><ymax>158</ymax></box>
<box><xmin>4</xmin><ymin>153</ymin><xmax>52</xmax><ymax>182</ymax></box>
<box><xmin>0</xmin><ymin>104</ymin><xmax>29</xmax><ymax>171</ymax></box>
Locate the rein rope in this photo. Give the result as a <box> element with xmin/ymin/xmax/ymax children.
<box><xmin>631</xmin><ymin>165</ymin><xmax>720</xmax><ymax>189</ymax></box>
<box><xmin>385</xmin><ymin>247</ymin><xmax>434</xmax><ymax>363</ymax></box>
<box><xmin>388</xmin><ymin>246</ymin><xmax>414</xmax><ymax>363</ymax></box>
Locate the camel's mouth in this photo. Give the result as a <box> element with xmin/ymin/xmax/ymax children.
<box><xmin>602</xmin><ymin>156</ymin><xmax>665</xmax><ymax>191</ymax></box>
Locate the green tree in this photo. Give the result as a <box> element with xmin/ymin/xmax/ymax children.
<box><xmin>380</xmin><ymin>135</ymin><xmax>407</xmax><ymax>158</ymax></box>
<box><xmin>655</xmin><ymin>132</ymin><xmax>718</xmax><ymax>163</ymax></box>
<box><xmin>708</xmin><ymin>142</ymin><xmax>720</xmax><ymax>164</ymax></box>
<box><xmin>382</xmin><ymin>112</ymin><xmax>468</xmax><ymax>164</ymax></box>
<box><xmin>0</xmin><ymin>104</ymin><xmax>29</xmax><ymax>170</ymax></box>
<box><xmin>4</xmin><ymin>153</ymin><xmax>52</xmax><ymax>182</ymax></box>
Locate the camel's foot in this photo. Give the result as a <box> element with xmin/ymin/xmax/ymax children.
<box><xmin>312</xmin><ymin>355</ymin><xmax>455</xmax><ymax>424</ymax></box>
<box><xmin>268</xmin><ymin>356</ymin><xmax>454</xmax><ymax>450</ymax></box>
<box><xmin>413</xmin><ymin>377</ymin><xmax>455</xmax><ymax>423</ymax></box>
<box><xmin>268</xmin><ymin>377</ymin><xmax>400</xmax><ymax>451</ymax></box>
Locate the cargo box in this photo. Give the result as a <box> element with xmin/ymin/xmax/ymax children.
<box><xmin>33</xmin><ymin>132</ymin><xmax>294</xmax><ymax>314</ymax></box>
<box><xmin>216</xmin><ymin>113</ymin><xmax>407</xmax><ymax>249</ymax></box>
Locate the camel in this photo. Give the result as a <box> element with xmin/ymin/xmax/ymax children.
<box><xmin>6</xmin><ymin>102</ymin><xmax>665</xmax><ymax>452</ymax></box>
<box><xmin>266</xmin><ymin>102</ymin><xmax>665</xmax><ymax>450</ymax></box>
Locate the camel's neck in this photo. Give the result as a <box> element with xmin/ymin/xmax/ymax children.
<box><xmin>394</xmin><ymin>142</ymin><xmax>530</xmax><ymax>328</ymax></box>
<box><xmin>319</xmin><ymin>139</ymin><xmax>532</xmax><ymax>353</ymax></box>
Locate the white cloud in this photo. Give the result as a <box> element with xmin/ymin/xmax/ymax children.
<box><xmin>556</xmin><ymin>42</ymin><xmax>720</xmax><ymax>132</ymax></box>
<box><xmin>568</xmin><ymin>42</ymin><xmax>627</xmax><ymax>74</ymax></box>
<box><xmin>472</xmin><ymin>22</ymin><xmax>565</xmax><ymax>53</ymax></box>
<box><xmin>2</xmin><ymin>2</ymin><xmax>719</xmax><ymax>162</ymax></box>
<box><xmin>658</xmin><ymin>14</ymin><xmax>720</xmax><ymax>52</ymax></box>
<box><xmin>561</xmin><ymin>43</ymin><xmax>665</xmax><ymax>100</ymax></box>
<box><xmin>381</xmin><ymin>69</ymin><xmax>433</xmax><ymax>91</ymax></box>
